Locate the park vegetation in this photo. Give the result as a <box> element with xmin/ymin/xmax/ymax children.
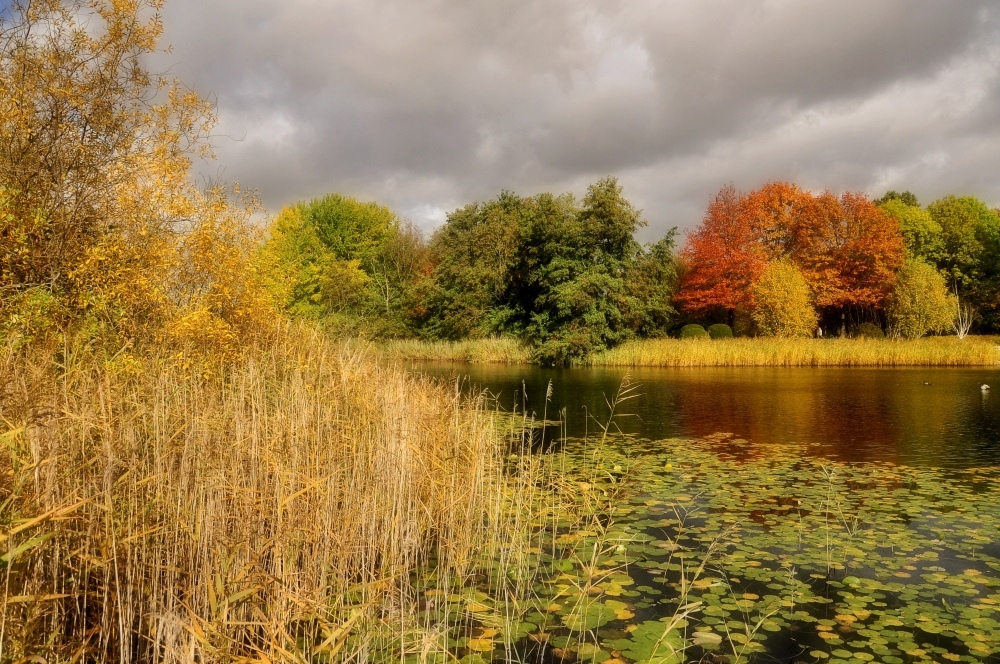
<box><xmin>3</xmin><ymin>3</ymin><xmax>1000</xmax><ymax>663</ymax></box>
<box><xmin>263</xmin><ymin>181</ymin><xmax>1000</xmax><ymax>365</ymax></box>
<box><xmin>0</xmin><ymin>3</ymin><xmax>545</xmax><ymax>661</ymax></box>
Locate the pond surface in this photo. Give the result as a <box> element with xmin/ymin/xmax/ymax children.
<box><xmin>403</xmin><ymin>363</ymin><xmax>1000</xmax><ymax>663</ymax></box>
<box><xmin>411</xmin><ymin>363</ymin><xmax>1000</xmax><ymax>468</ymax></box>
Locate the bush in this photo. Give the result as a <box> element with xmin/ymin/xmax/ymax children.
<box><xmin>887</xmin><ymin>258</ymin><xmax>954</xmax><ymax>338</ymax></box>
<box><xmin>708</xmin><ymin>323</ymin><xmax>733</xmax><ymax>339</ymax></box>
<box><xmin>853</xmin><ymin>322</ymin><xmax>885</xmax><ymax>339</ymax></box>
<box><xmin>750</xmin><ymin>260</ymin><xmax>817</xmax><ymax>337</ymax></box>
<box><xmin>680</xmin><ymin>324</ymin><xmax>709</xmax><ymax>339</ymax></box>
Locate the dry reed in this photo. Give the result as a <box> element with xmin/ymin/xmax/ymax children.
<box><xmin>588</xmin><ymin>336</ymin><xmax>1000</xmax><ymax>367</ymax></box>
<box><xmin>0</xmin><ymin>326</ymin><xmax>542</xmax><ymax>662</ymax></box>
<box><xmin>375</xmin><ymin>337</ymin><xmax>530</xmax><ymax>364</ymax></box>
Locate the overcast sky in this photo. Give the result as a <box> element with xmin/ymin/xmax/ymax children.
<box><xmin>156</xmin><ymin>0</ymin><xmax>1000</xmax><ymax>239</ymax></box>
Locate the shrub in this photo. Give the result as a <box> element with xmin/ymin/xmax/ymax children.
<box><xmin>854</xmin><ymin>322</ymin><xmax>885</xmax><ymax>339</ymax></box>
<box><xmin>708</xmin><ymin>323</ymin><xmax>733</xmax><ymax>339</ymax></box>
<box><xmin>750</xmin><ymin>260</ymin><xmax>817</xmax><ymax>337</ymax></box>
<box><xmin>887</xmin><ymin>258</ymin><xmax>954</xmax><ymax>338</ymax></box>
<box><xmin>680</xmin><ymin>324</ymin><xmax>709</xmax><ymax>339</ymax></box>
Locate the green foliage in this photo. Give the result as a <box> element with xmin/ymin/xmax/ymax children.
<box><xmin>420</xmin><ymin>191</ymin><xmax>529</xmax><ymax>339</ymax></box>
<box><xmin>887</xmin><ymin>258</ymin><xmax>955</xmax><ymax>339</ymax></box>
<box><xmin>422</xmin><ymin>178</ymin><xmax>675</xmax><ymax>364</ymax></box>
<box><xmin>878</xmin><ymin>199</ymin><xmax>942</xmax><ymax>262</ymax></box>
<box><xmin>679</xmin><ymin>324</ymin><xmax>709</xmax><ymax>339</ymax></box>
<box><xmin>853</xmin><ymin>322</ymin><xmax>885</xmax><ymax>339</ymax></box>
<box><xmin>750</xmin><ymin>260</ymin><xmax>817</xmax><ymax>337</ymax></box>
<box><xmin>707</xmin><ymin>323</ymin><xmax>733</xmax><ymax>339</ymax></box>
<box><xmin>926</xmin><ymin>195</ymin><xmax>1000</xmax><ymax>330</ymax></box>
<box><xmin>874</xmin><ymin>190</ymin><xmax>919</xmax><ymax>207</ymax></box>
<box><xmin>621</xmin><ymin>234</ymin><xmax>679</xmax><ymax>337</ymax></box>
<box><xmin>258</xmin><ymin>195</ymin><xmax>424</xmax><ymax>337</ymax></box>
<box><xmin>926</xmin><ymin>195</ymin><xmax>1000</xmax><ymax>289</ymax></box>
<box><xmin>525</xmin><ymin>178</ymin><xmax>648</xmax><ymax>365</ymax></box>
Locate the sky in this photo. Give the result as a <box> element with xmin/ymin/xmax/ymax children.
<box><xmin>155</xmin><ymin>0</ymin><xmax>1000</xmax><ymax>240</ymax></box>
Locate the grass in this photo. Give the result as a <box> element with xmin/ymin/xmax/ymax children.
<box><xmin>374</xmin><ymin>335</ymin><xmax>1000</xmax><ymax>367</ymax></box>
<box><xmin>376</xmin><ymin>336</ymin><xmax>530</xmax><ymax>364</ymax></box>
<box><xmin>0</xmin><ymin>325</ymin><xmax>546</xmax><ymax>662</ymax></box>
<box><xmin>589</xmin><ymin>335</ymin><xmax>1000</xmax><ymax>367</ymax></box>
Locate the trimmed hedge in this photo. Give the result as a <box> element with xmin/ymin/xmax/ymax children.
<box><xmin>708</xmin><ymin>323</ymin><xmax>734</xmax><ymax>339</ymax></box>
<box><xmin>680</xmin><ymin>324</ymin><xmax>710</xmax><ymax>339</ymax></box>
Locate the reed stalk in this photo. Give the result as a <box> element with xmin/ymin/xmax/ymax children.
<box><xmin>0</xmin><ymin>325</ymin><xmax>535</xmax><ymax>662</ymax></box>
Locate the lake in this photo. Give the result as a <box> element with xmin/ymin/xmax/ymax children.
<box><xmin>411</xmin><ymin>363</ymin><xmax>1000</xmax><ymax>468</ymax></box>
<box><xmin>407</xmin><ymin>362</ymin><xmax>1000</xmax><ymax>663</ymax></box>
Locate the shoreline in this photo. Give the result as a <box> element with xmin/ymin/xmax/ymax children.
<box><xmin>377</xmin><ymin>336</ymin><xmax>1000</xmax><ymax>367</ymax></box>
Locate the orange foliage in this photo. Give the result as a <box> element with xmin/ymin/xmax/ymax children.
<box><xmin>674</xmin><ymin>185</ymin><xmax>768</xmax><ymax>316</ymax></box>
<box><xmin>792</xmin><ymin>191</ymin><xmax>904</xmax><ymax>309</ymax></box>
<box><xmin>677</xmin><ymin>183</ymin><xmax>905</xmax><ymax>317</ymax></box>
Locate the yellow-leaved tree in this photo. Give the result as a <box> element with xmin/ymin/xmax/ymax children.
<box><xmin>751</xmin><ymin>259</ymin><xmax>818</xmax><ymax>337</ymax></box>
<box><xmin>0</xmin><ymin>0</ymin><xmax>275</xmax><ymax>360</ymax></box>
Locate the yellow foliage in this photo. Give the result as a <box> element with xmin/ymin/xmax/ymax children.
<box><xmin>751</xmin><ymin>259</ymin><xmax>818</xmax><ymax>337</ymax></box>
<box><xmin>0</xmin><ymin>0</ymin><xmax>278</xmax><ymax>361</ymax></box>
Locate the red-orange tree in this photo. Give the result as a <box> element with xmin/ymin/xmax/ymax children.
<box><xmin>674</xmin><ymin>185</ymin><xmax>768</xmax><ymax>320</ymax></box>
<box><xmin>677</xmin><ymin>183</ymin><xmax>905</xmax><ymax>327</ymax></box>
<box><xmin>791</xmin><ymin>191</ymin><xmax>904</xmax><ymax>310</ymax></box>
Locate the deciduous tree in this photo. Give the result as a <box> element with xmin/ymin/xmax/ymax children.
<box><xmin>750</xmin><ymin>259</ymin><xmax>817</xmax><ymax>337</ymax></box>
<box><xmin>675</xmin><ymin>185</ymin><xmax>768</xmax><ymax>322</ymax></box>
<box><xmin>792</xmin><ymin>191</ymin><xmax>904</xmax><ymax>312</ymax></box>
<box><xmin>886</xmin><ymin>258</ymin><xmax>954</xmax><ymax>338</ymax></box>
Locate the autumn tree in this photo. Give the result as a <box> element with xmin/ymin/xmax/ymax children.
<box><xmin>791</xmin><ymin>191</ymin><xmax>904</xmax><ymax>315</ymax></box>
<box><xmin>0</xmin><ymin>0</ymin><xmax>273</xmax><ymax>354</ymax></box>
<box><xmin>886</xmin><ymin>258</ymin><xmax>954</xmax><ymax>338</ymax></box>
<box><xmin>750</xmin><ymin>259</ymin><xmax>817</xmax><ymax>337</ymax></box>
<box><xmin>675</xmin><ymin>185</ymin><xmax>768</xmax><ymax>324</ymax></box>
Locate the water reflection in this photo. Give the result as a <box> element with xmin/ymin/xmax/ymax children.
<box><xmin>410</xmin><ymin>363</ymin><xmax>1000</xmax><ymax>468</ymax></box>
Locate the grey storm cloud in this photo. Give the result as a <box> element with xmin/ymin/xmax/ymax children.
<box><xmin>156</xmin><ymin>0</ymin><xmax>1000</xmax><ymax>239</ymax></box>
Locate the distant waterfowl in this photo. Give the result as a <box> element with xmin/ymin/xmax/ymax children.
<box><xmin>982</xmin><ymin>384</ymin><xmax>991</xmax><ymax>391</ymax></box>
<box><xmin>922</xmin><ymin>381</ymin><xmax>932</xmax><ymax>386</ymax></box>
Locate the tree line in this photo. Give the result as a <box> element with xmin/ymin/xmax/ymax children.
<box><xmin>258</xmin><ymin>181</ymin><xmax>1000</xmax><ymax>364</ymax></box>
<box><xmin>3</xmin><ymin>1</ymin><xmax>997</xmax><ymax>368</ymax></box>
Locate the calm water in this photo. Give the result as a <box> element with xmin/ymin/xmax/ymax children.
<box><xmin>411</xmin><ymin>363</ymin><xmax>1000</xmax><ymax>467</ymax></box>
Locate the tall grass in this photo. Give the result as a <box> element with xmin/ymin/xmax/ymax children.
<box><xmin>376</xmin><ymin>337</ymin><xmax>530</xmax><ymax>364</ymax></box>
<box><xmin>374</xmin><ymin>336</ymin><xmax>1000</xmax><ymax>367</ymax></box>
<box><xmin>0</xmin><ymin>326</ymin><xmax>542</xmax><ymax>662</ymax></box>
<box><xmin>590</xmin><ymin>336</ymin><xmax>1000</xmax><ymax>367</ymax></box>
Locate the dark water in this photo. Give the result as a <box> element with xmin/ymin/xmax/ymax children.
<box><xmin>411</xmin><ymin>363</ymin><xmax>1000</xmax><ymax>468</ymax></box>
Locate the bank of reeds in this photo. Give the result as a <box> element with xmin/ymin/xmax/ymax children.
<box><xmin>589</xmin><ymin>336</ymin><xmax>1000</xmax><ymax>367</ymax></box>
<box><xmin>0</xmin><ymin>327</ymin><xmax>546</xmax><ymax>662</ymax></box>
<box><xmin>377</xmin><ymin>336</ymin><xmax>530</xmax><ymax>364</ymax></box>
<box><xmin>374</xmin><ymin>335</ymin><xmax>1000</xmax><ymax>367</ymax></box>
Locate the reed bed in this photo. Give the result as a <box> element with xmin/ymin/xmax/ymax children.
<box><xmin>376</xmin><ymin>337</ymin><xmax>530</xmax><ymax>364</ymax></box>
<box><xmin>588</xmin><ymin>336</ymin><xmax>1000</xmax><ymax>367</ymax></box>
<box><xmin>0</xmin><ymin>327</ymin><xmax>547</xmax><ymax>662</ymax></box>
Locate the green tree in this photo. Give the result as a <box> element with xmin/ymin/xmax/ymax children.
<box><xmin>926</xmin><ymin>195</ymin><xmax>1000</xmax><ymax>289</ymax></box>
<box><xmin>524</xmin><ymin>178</ymin><xmax>646</xmax><ymax>364</ymax></box>
<box><xmin>875</xmin><ymin>190</ymin><xmax>920</xmax><ymax>207</ymax></box>
<box><xmin>258</xmin><ymin>195</ymin><xmax>422</xmax><ymax>336</ymax></box>
<box><xmin>750</xmin><ymin>259</ymin><xmax>817</xmax><ymax>337</ymax></box>
<box><xmin>886</xmin><ymin>258</ymin><xmax>954</xmax><ymax>338</ymax></box>
<box><xmin>620</xmin><ymin>234</ymin><xmax>679</xmax><ymax>337</ymax></box>
<box><xmin>926</xmin><ymin>195</ymin><xmax>1000</xmax><ymax>330</ymax></box>
<box><xmin>420</xmin><ymin>191</ymin><xmax>528</xmax><ymax>339</ymax></box>
<box><xmin>878</xmin><ymin>199</ymin><xmax>942</xmax><ymax>262</ymax></box>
